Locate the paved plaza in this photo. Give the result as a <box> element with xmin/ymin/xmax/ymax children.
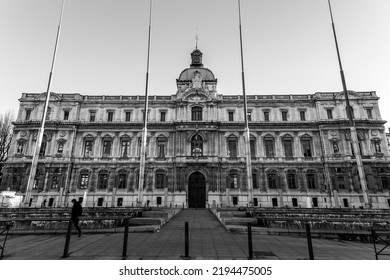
<box><xmin>1</xmin><ymin>209</ymin><xmax>388</xmax><ymax>260</ymax></box>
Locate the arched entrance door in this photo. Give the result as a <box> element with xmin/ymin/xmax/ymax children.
<box><xmin>188</xmin><ymin>172</ymin><xmax>206</xmax><ymax>208</ymax></box>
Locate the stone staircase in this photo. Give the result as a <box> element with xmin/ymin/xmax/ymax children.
<box><xmin>211</xmin><ymin>208</ymin><xmax>258</xmax><ymax>232</ymax></box>
<box><xmin>128</xmin><ymin>208</ymin><xmax>181</xmax><ymax>232</ymax></box>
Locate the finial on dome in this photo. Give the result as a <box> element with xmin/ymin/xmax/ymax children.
<box><xmin>195</xmin><ymin>28</ymin><xmax>199</xmax><ymax>49</ymax></box>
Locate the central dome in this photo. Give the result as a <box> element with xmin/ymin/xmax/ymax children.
<box><xmin>177</xmin><ymin>49</ymin><xmax>216</xmax><ymax>82</ymax></box>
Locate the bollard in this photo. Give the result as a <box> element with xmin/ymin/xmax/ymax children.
<box><xmin>184</xmin><ymin>222</ymin><xmax>189</xmax><ymax>259</ymax></box>
<box><xmin>62</xmin><ymin>220</ymin><xmax>73</xmax><ymax>258</ymax></box>
<box><xmin>122</xmin><ymin>218</ymin><xmax>129</xmax><ymax>259</ymax></box>
<box><xmin>305</xmin><ymin>223</ymin><xmax>314</xmax><ymax>260</ymax></box>
<box><xmin>247</xmin><ymin>225</ymin><xmax>253</xmax><ymax>260</ymax></box>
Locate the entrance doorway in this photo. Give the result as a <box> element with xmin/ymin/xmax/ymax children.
<box><xmin>188</xmin><ymin>172</ymin><xmax>206</xmax><ymax>208</ymax></box>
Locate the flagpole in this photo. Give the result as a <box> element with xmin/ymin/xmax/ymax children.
<box><xmin>24</xmin><ymin>0</ymin><xmax>66</xmax><ymax>206</ymax></box>
<box><xmin>138</xmin><ymin>0</ymin><xmax>153</xmax><ymax>206</ymax></box>
<box><xmin>238</xmin><ymin>0</ymin><xmax>253</xmax><ymax>207</ymax></box>
<box><xmin>327</xmin><ymin>0</ymin><xmax>370</xmax><ymax>208</ymax></box>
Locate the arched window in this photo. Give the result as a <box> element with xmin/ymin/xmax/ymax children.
<box><xmin>282</xmin><ymin>135</ymin><xmax>293</xmax><ymax>159</ymax></box>
<box><xmin>120</xmin><ymin>136</ymin><xmax>131</xmax><ymax>157</ymax></box>
<box><xmin>191</xmin><ymin>106</ymin><xmax>203</xmax><ymax>121</ymax></box>
<box><xmin>264</xmin><ymin>135</ymin><xmax>275</xmax><ymax>158</ymax></box>
<box><xmin>191</xmin><ymin>134</ymin><xmax>203</xmax><ymax>156</ymax></box>
<box><xmin>286</xmin><ymin>170</ymin><xmax>297</xmax><ymax>189</ymax></box>
<box><xmin>39</xmin><ymin>135</ymin><xmax>47</xmax><ymax>157</ymax></box>
<box><xmin>46</xmin><ymin>107</ymin><xmax>51</xmax><ymax>121</ymax></box>
<box><xmin>306</xmin><ymin>170</ymin><xmax>317</xmax><ymax>189</ymax></box>
<box><xmin>102</xmin><ymin>135</ymin><xmax>113</xmax><ymax>157</ymax></box>
<box><xmin>157</xmin><ymin>136</ymin><xmax>167</xmax><ymax>158</ymax></box>
<box><xmin>117</xmin><ymin>170</ymin><xmax>127</xmax><ymax>189</ymax></box>
<box><xmin>98</xmin><ymin>170</ymin><xmax>109</xmax><ymax>189</ymax></box>
<box><xmin>155</xmin><ymin>170</ymin><xmax>166</xmax><ymax>189</ymax></box>
<box><xmin>33</xmin><ymin>169</ymin><xmax>41</xmax><ymax>189</ymax></box>
<box><xmin>301</xmin><ymin>135</ymin><xmax>313</xmax><ymax>158</ymax></box>
<box><xmin>229</xmin><ymin>170</ymin><xmax>238</xmax><ymax>189</ymax></box>
<box><xmin>267</xmin><ymin>170</ymin><xmax>278</xmax><ymax>189</ymax></box>
<box><xmin>83</xmin><ymin>136</ymin><xmax>95</xmax><ymax>157</ymax></box>
<box><xmin>227</xmin><ymin>136</ymin><xmax>238</xmax><ymax>159</ymax></box>
<box><xmin>252</xmin><ymin>169</ymin><xmax>258</xmax><ymax>189</ymax></box>
<box><xmin>79</xmin><ymin>170</ymin><xmax>89</xmax><ymax>189</ymax></box>
<box><xmin>250</xmin><ymin>137</ymin><xmax>256</xmax><ymax>158</ymax></box>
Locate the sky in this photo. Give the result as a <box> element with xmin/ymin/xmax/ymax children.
<box><xmin>1</xmin><ymin>0</ymin><xmax>390</xmax><ymax>128</ymax></box>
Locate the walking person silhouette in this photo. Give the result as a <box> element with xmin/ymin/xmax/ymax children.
<box><xmin>71</xmin><ymin>199</ymin><xmax>83</xmax><ymax>237</ymax></box>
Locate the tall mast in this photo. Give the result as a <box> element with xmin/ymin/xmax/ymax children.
<box><xmin>138</xmin><ymin>0</ymin><xmax>153</xmax><ymax>206</ymax></box>
<box><xmin>238</xmin><ymin>0</ymin><xmax>253</xmax><ymax>206</ymax></box>
<box><xmin>327</xmin><ymin>0</ymin><xmax>370</xmax><ymax>207</ymax></box>
<box><xmin>24</xmin><ymin>0</ymin><xmax>66</xmax><ymax>206</ymax></box>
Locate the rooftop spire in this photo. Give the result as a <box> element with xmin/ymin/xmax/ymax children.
<box><xmin>195</xmin><ymin>28</ymin><xmax>199</xmax><ymax>49</ymax></box>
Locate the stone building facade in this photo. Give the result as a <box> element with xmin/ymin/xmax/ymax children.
<box><xmin>2</xmin><ymin>49</ymin><xmax>390</xmax><ymax>208</ymax></box>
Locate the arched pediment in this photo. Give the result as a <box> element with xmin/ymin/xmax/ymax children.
<box><xmin>182</xmin><ymin>89</ymin><xmax>210</xmax><ymax>103</ymax></box>
<box><xmin>35</xmin><ymin>92</ymin><xmax>62</xmax><ymax>101</ymax></box>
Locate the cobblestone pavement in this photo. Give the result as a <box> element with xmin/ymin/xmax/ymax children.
<box><xmin>2</xmin><ymin>209</ymin><xmax>388</xmax><ymax>260</ymax></box>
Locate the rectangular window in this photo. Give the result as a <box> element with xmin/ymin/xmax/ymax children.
<box><xmin>84</xmin><ymin>140</ymin><xmax>94</xmax><ymax>157</ymax></box>
<box><xmin>247</xmin><ymin>111</ymin><xmax>252</xmax><ymax>121</ymax></box>
<box><xmin>107</xmin><ymin>111</ymin><xmax>114</xmax><ymax>122</ymax></box>
<box><xmin>230</xmin><ymin>174</ymin><xmax>238</xmax><ymax>188</ymax></box>
<box><xmin>302</xmin><ymin>139</ymin><xmax>312</xmax><ymax>158</ymax></box>
<box><xmin>63</xmin><ymin>110</ymin><xmax>69</xmax><ymax>120</ymax></box>
<box><xmin>366</xmin><ymin>108</ymin><xmax>373</xmax><ymax>119</ymax></box>
<box><xmin>268</xmin><ymin>173</ymin><xmax>277</xmax><ymax>189</ymax></box>
<box><xmin>158</xmin><ymin>141</ymin><xmax>166</xmax><ymax>158</ymax></box>
<box><xmin>89</xmin><ymin>111</ymin><xmax>96</xmax><ymax>122</ymax></box>
<box><xmin>97</xmin><ymin>197</ymin><xmax>104</xmax><ymax>206</ymax></box>
<box><xmin>156</xmin><ymin>174</ymin><xmax>165</xmax><ymax>189</ymax></box>
<box><xmin>252</xmin><ymin>173</ymin><xmax>258</xmax><ymax>189</ymax></box>
<box><xmin>283</xmin><ymin>139</ymin><xmax>293</xmax><ymax>159</ymax></box>
<box><xmin>39</xmin><ymin>141</ymin><xmax>46</xmax><ymax>157</ymax></box>
<box><xmin>264</xmin><ymin>111</ymin><xmax>270</xmax><ymax>121</ymax></box>
<box><xmin>307</xmin><ymin>174</ymin><xmax>316</xmax><ymax>189</ymax></box>
<box><xmin>160</xmin><ymin>111</ymin><xmax>166</xmax><ymax>122</ymax></box>
<box><xmin>51</xmin><ymin>176</ymin><xmax>59</xmax><ymax>189</ymax></box>
<box><xmin>118</xmin><ymin>174</ymin><xmax>127</xmax><ymax>189</ymax></box>
<box><xmin>292</xmin><ymin>198</ymin><xmax>298</xmax><ymax>207</ymax></box>
<box><xmin>228</xmin><ymin>139</ymin><xmax>237</xmax><ymax>159</ymax></box>
<box><xmin>250</xmin><ymin>139</ymin><xmax>256</xmax><ymax>158</ymax></box>
<box><xmin>121</xmin><ymin>140</ymin><xmax>130</xmax><ymax>157</ymax></box>
<box><xmin>282</xmin><ymin>111</ymin><xmax>288</xmax><ymax>121</ymax></box>
<box><xmin>381</xmin><ymin>177</ymin><xmax>388</xmax><ymax>189</ymax></box>
<box><xmin>25</xmin><ymin>109</ymin><xmax>32</xmax><ymax>121</ymax></box>
<box><xmin>99</xmin><ymin>174</ymin><xmax>108</xmax><ymax>189</ymax></box>
<box><xmin>287</xmin><ymin>173</ymin><xmax>296</xmax><ymax>189</ymax></box>
<box><xmin>300</xmin><ymin>111</ymin><xmax>306</xmax><ymax>121</ymax></box>
<box><xmin>228</xmin><ymin>111</ymin><xmax>234</xmax><ymax>121</ymax></box>
<box><xmin>327</xmin><ymin>109</ymin><xmax>333</xmax><ymax>120</ymax></box>
<box><xmin>125</xmin><ymin>111</ymin><xmax>131</xmax><ymax>122</ymax></box>
<box><xmin>80</xmin><ymin>174</ymin><xmax>89</xmax><ymax>189</ymax></box>
<box><xmin>191</xmin><ymin>107</ymin><xmax>202</xmax><ymax>121</ymax></box>
<box><xmin>338</xmin><ymin>176</ymin><xmax>345</xmax><ymax>189</ymax></box>
<box><xmin>102</xmin><ymin>140</ymin><xmax>112</xmax><ymax>156</ymax></box>
<box><xmin>265</xmin><ymin>139</ymin><xmax>275</xmax><ymax>158</ymax></box>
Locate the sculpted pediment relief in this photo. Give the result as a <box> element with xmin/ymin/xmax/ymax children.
<box><xmin>34</xmin><ymin>92</ymin><xmax>62</xmax><ymax>101</ymax></box>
